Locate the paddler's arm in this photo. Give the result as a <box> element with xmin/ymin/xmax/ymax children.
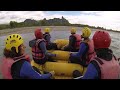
<box><xmin>71</xmin><ymin>42</ymin><xmax>87</xmax><ymax>58</ymax></box>
<box><xmin>20</xmin><ymin>61</ymin><xmax>52</xmax><ymax>79</ymax></box>
<box><xmin>74</xmin><ymin>63</ymin><xmax>99</xmax><ymax>79</ymax></box>
<box><xmin>39</xmin><ymin>41</ymin><xmax>56</xmax><ymax>57</ymax></box>
<box><xmin>81</xmin><ymin>63</ymin><xmax>99</xmax><ymax>79</ymax></box>
<box><xmin>46</xmin><ymin>34</ymin><xmax>51</xmax><ymax>44</ymax></box>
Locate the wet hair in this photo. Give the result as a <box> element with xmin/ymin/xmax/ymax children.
<box><xmin>71</xmin><ymin>32</ymin><xmax>75</xmax><ymax>34</ymax></box>
<box><xmin>84</xmin><ymin>37</ymin><xmax>89</xmax><ymax>40</ymax></box>
<box><xmin>95</xmin><ymin>48</ymin><xmax>113</xmax><ymax>61</ymax></box>
<box><xmin>3</xmin><ymin>45</ymin><xmax>22</xmax><ymax>58</ymax></box>
<box><xmin>45</xmin><ymin>32</ymin><xmax>49</xmax><ymax>34</ymax></box>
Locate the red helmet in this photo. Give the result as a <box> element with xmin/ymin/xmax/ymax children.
<box><xmin>34</xmin><ymin>28</ymin><xmax>43</xmax><ymax>39</ymax></box>
<box><xmin>93</xmin><ymin>30</ymin><xmax>111</xmax><ymax>49</ymax></box>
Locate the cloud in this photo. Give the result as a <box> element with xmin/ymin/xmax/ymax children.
<box><xmin>0</xmin><ymin>16</ymin><xmax>6</xmax><ymax>19</ymax></box>
<box><xmin>0</xmin><ymin>11</ymin><xmax>45</xmax><ymax>24</ymax></box>
<box><xmin>80</xmin><ymin>11</ymin><xmax>103</xmax><ymax>16</ymax></box>
<box><xmin>64</xmin><ymin>11</ymin><xmax>120</xmax><ymax>31</ymax></box>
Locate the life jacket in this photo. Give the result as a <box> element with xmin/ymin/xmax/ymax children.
<box><xmin>70</xmin><ymin>34</ymin><xmax>81</xmax><ymax>49</ymax></box>
<box><xmin>82</xmin><ymin>39</ymin><xmax>96</xmax><ymax>65</ymax></box>
<box><xmin>43</xmin><ymin>33</ymin><xmax>51</xmax><ymax>46</ymax></box>
<box><xmin>0</xmin><ymin>54</ymin><xmax>30</xmax><ymax>79</ymax></box>
<box><xmin>92</xmin><ymin>56</ymin><xmax>120</xmax><ymax>79</ymax></box>
<box><xmin>32</xmin><ymin>39</ymin><xmax>45</xmax><ymax>60</ymax></box>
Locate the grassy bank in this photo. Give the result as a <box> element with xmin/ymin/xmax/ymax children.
<box><xmin>0</xmin><ymin>26</ymin><xmax>119</xmax><ymax>37</ymax></box>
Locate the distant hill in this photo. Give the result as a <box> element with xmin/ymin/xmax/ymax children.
<box><xmin>11</xmin><ymin>16</ymin><xmax>112</xmax><ymax>31</ymax></box>
<box><xmin>24</xmin><ymin>19</ymin><xmax>38</xmax><ymax>24</ymax></box>
<box><xmin>0</xmin><ymin>16</ymin><xmax>118</xmax><ymax>32</ymax></box>
<box><xmin>44</xmin><ymin>16</ymin><xmax>70</xmax><ymax>25</ymax></box>
<box><xmin>23</xmin><ymin>16</ymin><xmax>70</xmax><ymax>26</ymax></box>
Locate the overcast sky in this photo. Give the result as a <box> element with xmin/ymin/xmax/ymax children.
<box><xmin>0</xmin><ymin>11</ymin><xmax>120</xmax><ymax>31</ymax></box>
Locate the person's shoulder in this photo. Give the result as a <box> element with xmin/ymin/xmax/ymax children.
<box><xmin>80</xmin><ymin>41</ymin><xmax>87</xmax><ymax>45</ymax></box>
<box><xmin>38</xmin><ymin>40</ymin><xmax>46</xmax><ymax>47</ymax></box>
<box><xmin>70</xmin><ymin>35</ymin><xmax>76</xmax><ymax>39</ymax></box>
<box><xmin>21</xmin><ymin>60</ymin><xmax>31</xmax><ymax>68</ymax></box>
<box><xmin>11</xmin><ymin>59</ymin><xmax>26</xmax><ymax>70</ymax></box>
<box><xmin>79</xmin><ymin>42</ymin><xmax>88</xmax><ymax>49</ymax></box>
<box><xmin>37</xmin><ymin>39</ymin><xmax>45</xmax><ymax>43</ymax></box>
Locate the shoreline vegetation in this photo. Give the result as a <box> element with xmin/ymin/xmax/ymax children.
<box><xmin>0</xmin><ymin>16</ymin><xmax>120</xmax><ymax>36</ymax></box>
<box><xmin>0</xmin><ymin>26</ymin><xmax>119</xmax><ymax>37</ymax></box>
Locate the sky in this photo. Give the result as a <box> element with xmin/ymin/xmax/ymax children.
<box><xmin>0</xmin><ymin>11</ymin><xmax>120</xmax><ymax>31</ymax></box>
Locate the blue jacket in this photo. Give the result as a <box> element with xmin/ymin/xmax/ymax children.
<box><xmin>71</xmin><ymin>42</ymin><xmax>88</xmax><ymax>58</ymax></box>
<box><xmin>39</xmin><ymin>41</ymin><xmax>56</xmax><ymax>57</ymax></box>
<box><xmin>11</xmin><ymin>59</ymin><xmax>52</xmax><ymax>79</ymax></box>
<box><xmin>82</xmin><ymin>63</ymin><xmax>99</xmax><ymax>79</ymax></box>
<box><xmin>20</xmin><ymin>60</ymin><xmax>52</xmax><ymax>79</ymax></box>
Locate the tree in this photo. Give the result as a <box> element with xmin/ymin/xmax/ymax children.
<box><xmin>10</xmin><ymin>21</ymin><xmax>18</xmax><ymax>28</ymax></box>
<box><xmin>41</xmin><ymin>19</ymin><xmax>47</xmax><ymax>26</ymax></box>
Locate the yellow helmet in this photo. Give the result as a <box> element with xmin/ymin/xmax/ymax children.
<box><xmin>5</xmin><ymin>34</ymin><xmax>24</xmax><ymax>53</ymax></box>
<box><xmin>44</xmin><ymin>28</ymin><xmax>50</xmax><ymax>33</ymax></box>
<box><xmin>71</xmin><ymin>28</ymin><xmax>76</xmax><ymax>33</ymax></box>
<box><xmin>82</xmin><ymin>27</ymin><xmax>91</xmax><ymax>38</ymax></box>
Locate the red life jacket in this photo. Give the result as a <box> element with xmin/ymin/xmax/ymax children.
<box><xmin>70</xmin><ymin>34</ymin><xmax>81</xmax><ymax>49</ymax></box>
<box><xmin>0</xmin><ymin>54</ymin><xmax>30</xmax><ymax>79</ymax></box>
<box><xmin>83</xmin><ymin>39</ymin><xmax>96</xmax><ymax>65</ymax></box>
<box><xmin>32</xmin><ymin>39</ymin><xmax>45</xmax><ymax>60</ymax></box>
<box><xmin>43</xmin><ymin>33</ymin><xmax>51</xmax><ymax>46</ymax></box>
<box><xmin>93</xmin><ymin>56</ymin><xmax>120</xmax><ymax>79</ymax></box>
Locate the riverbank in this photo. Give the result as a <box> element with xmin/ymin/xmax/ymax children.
<box><xmin>0</xmin><ymin>26</ymin><xmax>120</xmax><ymax>37</ymax></box>
<box><xmin>0</xmin><ymin>26</ymin><xmax>79</xmax><ymax>36</ymax></box>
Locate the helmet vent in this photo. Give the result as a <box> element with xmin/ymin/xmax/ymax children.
<box><xmin>10</xmin><ymin>36</ymin><xmax>11</xmax><ymax>38</ymax></box>
<box><xmin>17</xmin><ymin>35</ymin><xmax>18</xmax><ymax>38</ymax></box>
<box><xmin>19</xmin><ymin>37</ymin><xmax>21</xmax><ymax>40</ymax></box>
<box><xmin>13</xmin><ymin>35</ymin><xmax>15</xmax><ymax>37</ymax></box>
<box><xmin>7</xmin><ymin>39</ymin><xmax>8</xmax><ymax>40</ymax></box>
<box><xmin>6</xmin><ymin>42</ymin><xmax>7</xmax><ymax>44</ymax></box>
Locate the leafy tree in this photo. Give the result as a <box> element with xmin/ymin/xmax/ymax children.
<box><xmin>10</xmin><ymin>21</ymin><xmax>18</xmax><ymax>28</ymax></box>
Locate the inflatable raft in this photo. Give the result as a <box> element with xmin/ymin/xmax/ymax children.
<box><xmin>31</xmin><ymin>39</ymin><xmax>87</xmax><ymax>79</ymax></box>
<box><xmin>53</xmin><ymin>39</ymin><xmax>69</xmax><ymax>50</ymax></box>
